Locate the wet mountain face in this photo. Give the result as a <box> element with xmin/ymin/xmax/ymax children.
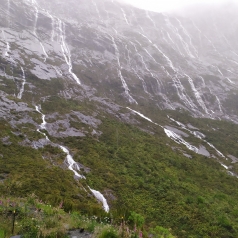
<box><xmin>2</xmin><ymin>0</ymin><xmax>238</xmax><ymax>236</ymax></box>
<box><xmin>2</xmin><ymin>0</ymin><xmax>238</xmax><ymax>120</ymax></box>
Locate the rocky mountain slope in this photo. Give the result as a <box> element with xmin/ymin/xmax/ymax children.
<box><xmin>1</xmin><ymin>0</ymin><xmax>238</xmax><ymax>237</ymax></box>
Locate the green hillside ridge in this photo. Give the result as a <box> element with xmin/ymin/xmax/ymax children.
<box><xmin>1</xmin><ymin>104</ymin><xmax>238</xmax><ymax>237</ymax></box>
<box><xmin>1</xmin><ymin>66</ymin><xmax>238</xmax><ymax>237</ymax></box>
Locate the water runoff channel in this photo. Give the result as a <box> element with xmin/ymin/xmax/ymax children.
<box><xmin>35</xmin><ymin>106</ymin><xmax>109</xmax><ymax>212</ymax></box>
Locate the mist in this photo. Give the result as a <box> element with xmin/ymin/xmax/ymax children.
<box><xmin>118</xmin><ymin>0</ymin><xmax>238</xmax><ymax>14</ymax></box>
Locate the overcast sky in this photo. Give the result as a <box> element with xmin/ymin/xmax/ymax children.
<box><xmin>119</xmin><ymin>0</ymin><xmax>236</xmax><ymax>12</ymax></box>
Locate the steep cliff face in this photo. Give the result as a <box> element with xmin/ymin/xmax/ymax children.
<box><xmin>1</xmin><ymin>0</ymin><xmax>238</xmax><ymax>119</ymax></box>
<box><xmin>1</xmin><ymin>1</ymin><xmax>238</xmax><ymax>236</ymax></box>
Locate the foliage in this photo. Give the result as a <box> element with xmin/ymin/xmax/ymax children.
<box><xmin>2</xmin><ymin>70</ymin><xmax>238</xmax><ymax>237</ymax></box>
<box><xmin>150</xmin><ymin>226</ymin><xmax>175</xmax><ymax>238</ymax></box>
<box><xmin>95</xmin><ymin>225</ymin><xmax>119</xmax><ymax>238</ymax></box>
<box><xmin>128</xmin><ymin>212</ymin><xmax>144</xmax><ymax>229</ymax></box>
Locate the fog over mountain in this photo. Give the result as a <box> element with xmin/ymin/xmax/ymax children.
<box><xmin>1</xmin><ymin>0</ymin><xmax>238</xmax><ymax>236</ymax></box>
<box><xmin>118</xmin><ymin>0</ymin><xmax>237</xmax><ymax>13</ymax></box>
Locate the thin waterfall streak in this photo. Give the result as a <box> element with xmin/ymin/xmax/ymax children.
<box><xmin>17</xmin><ymin>67</ymin><xmax>26</xmax><ymax>99</ymax></box>
<box><xmin>110</xmin><ymin>34</ymin><xmax>137</xmax><ymax>104</ymax></box>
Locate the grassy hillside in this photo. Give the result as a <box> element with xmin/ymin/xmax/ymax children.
<box><xmin>1</xmin><ymin>107</ymin><xmax>238</xmax><ymax>237</ymax></box>
<box><xmin>1</xmin><ymin>70</ymin><xmax>238</xmax><ymax>237</ymax></box>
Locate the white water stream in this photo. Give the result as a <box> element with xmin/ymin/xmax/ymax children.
<box><xmin>169</xmin><ymin>117</ymin><xmax>226</xmax><ymax>158</ymax></box>
<box><xmin>176</xmin><ymin>18</ymin><xmax>198</xmax><ymax>58</ymax></box>
<box><xmin>126</xmin><ymin>107</ymin><xmax>200</xmax><ymax>153</ymax></box>
<box><xmin>35</xmin><ymin>106</ymin><xmax>109</xmax><ymax>212</ymax></box>
<box><xmin>215</xmin><ymin>96</ymin><xmax>223</xmax><ymax>113</ymax></box>
<box><xmin>17</xmin><ymin>67</ymin><xmax>26</xmax><ymax>99</ymax></box>
<box><xmin>164</xmin><ymin>128</ymin><xmax>199</xmax><ymax>153</ymax></box>
<box><xmin>146</xmin><ymin>11</ymin><xmax>156</xmax><ymax>28</ymax></box>
<box><xmin>110</xmin><ymin>34</ymin><xmax>137</xmax><ymax>104</ymax></box>
<box><xmin>185</xmin><ymin>74</ymin><xmax>208</xmax><ymax>114</ymax></box>
<box><xmin>89</xmin><ymin>188</ymin><xmax>110</xmax><ymax>213</ymax></box>
<box><xmin>121</xmin><ymin>7</ymin><xmax>129</xmax><ymax>25</ymax></box>
<box><xmin>57</xmin><ymin>18</ymin><xmax>81</xmax><ymax>84</ymax></box>
<box><xmin>2</xmin><ymin>30</ymin><xmax>10</xmax><ymax>57</ymax></box>
<box><xmin>165</xmin><ymin>17</ymin><xmax>194</xmax><ymax>58</ymax></box>
<box><xmin>31</xmin><ymin>0</ymin><xmax>48</xmax><ymax>62</ymax></box>
<box><xmin>126</xmin><ymin>105</ymin><xmax>228</xmax><ymax>165</ymax></box>
<box><xmin>59</xmin><ymin>145</ymin><xmax>85</xmax><ymax>179</ymax></box>
<box><xmin>127</xmin><ymin>107</ymin><xmax>157</xmax><ymax>124</ymax></box>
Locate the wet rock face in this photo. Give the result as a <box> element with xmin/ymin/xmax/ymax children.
<box><xmin>1</xmin><ymin>0</ymin><xmax>238</xmax><ymax>123</ymax></box>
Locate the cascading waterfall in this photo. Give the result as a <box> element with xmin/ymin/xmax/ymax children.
<box><xmin>144</xmin><ymin>48</ymin><xmax>157</xmax><ymax>64</ymax></box>
<box><xmin>130</xmin><ymin>41</ymin><xmax>151</xmax><ymax>93</ymax></box>
<box><xmin>226</xmin><ymin>77</ymin><xmax>234</xmax><ymax>84</ymax></box>
<box><xmin>153</xmin><ymin>44</ymin><xmax>176</xmax><ymax>72</ymax></box>
<box><xmin>17</xmin><ymin>67</ymin><xmax>26</xmax><ymax>99</ymax></box>
<box><xmin>165</xmin><ymin>16</ymin><xmax>194</xmax><ymax>58</ymax></box>
<box><xmin>146</xmin><ymin>11</ymin><xmax>156</xmax><ymax>28</ymax></box>
<box><xmin>126</xmin><ymin>106</ymin><xmax>227</xmax><ymax>164</ymax></box>
<box><xmin>192</xmin><ymin>21</ymin><xmax>202</xmax><ymax>54</ymax></box>
<box><xmin>140</xmin><ymin>30</ymin><xmax>208</xmax><ymax>113</ymax></box>
<box><xmin>133</xmin><ymin>35</ymin><xmax>163</xmax><ymax>92</ymax></box>
<box><xmin>136</xmin><ymin>42</ymin><xmax>163</xmax><ymax>93</ymax></box>
<box><xmin>137</xmin><ymin>31</ymin><xmax>202</xmax><ymax>111</ymax></box>
<box><xmin>216</xmin><ymin>96</ymin><xmax>223</xmax><ymax>113</ymax></box>
<box><xmin>167</xmin><ymin>116</ymin><xmax>238</xmax><ymax>176</ymax></box>
<box><xmin>166</xmin><ymin>31</ymin><xmax>184</xmax><ymax>56</ymax></box>
<box><xmin>59</xmin><ymin>146</ymin><xmax>85</xmax><ymax>179</ymax></box>
<box><xmin>126</xmin><ymin>107</ymin><xmax>199</xmax><ymax>154</ymax></box>
<box><xmin>47</xmin><ymin>11</ymin><xmax>55</xmax><ymax>42</ymax></box>
<box><xmin>5</xmin><ymin>42</ymin><xmax>10</xmax><ymax>57</ymax></box>
<box><xmin>35</xmin><ymin>106</ymin><xmax>109</xmax><ymax>212</ymax></box>
<box><xmin>57</xmin><ymin>18</ymin><xmax>81</xmax><ymax>85</ymax></box>
<box><xmin>164</xmin><ymin>128</ymin><xmax>199</xmax><ymax>153</ymax></box>
<box><xmin>109</xmin><ymin>33</ymin><xmax>137</xmax><ymax>104</ymax></box>
<box><xmin>169</xmin><ymin>117</ymin><xmax>226</xmax><ymax>158</ymax></box>
<box><xmin>31</xmin><ymin>0</ymin><xmax>48</xmax><ymax>62</ymax></box>
<box><xmin>132</xmin><ymin>68</ymin><xmax>149</xmax><ymax>94</ymax></box>
<box><xmin>185</xmin><ymin>74</ymin><xmax>209</xmax><ymax>114</ymax></box>
<box><xmin>175</xmin><ymin>18</ymin><xmax>198</xmax><ymax>58</ymax></box>
<box><xmin>160</xmin><ymin>29</ymin><xmax>167</xmax><ymax>43</ymax></box>
<box><xmin>199</xmin><ymin>76</ymin><xmax>206</xmax><ymax>88</ymax></box>
<box><xmin>127</xmin><ymin>107</ymin><xmax>157</xmax><ymax>124</ymax></box>
<box><xmin>121</xmin><ymin>7</ymin><xmax>129</xmax><ymax>25</ymax></box>
<box><xmin>2</xmin><ymin>30</ymin><xmax>10</xmax><ymax>58</ymax></box>
<box><xmin>125</xmin><ymin>44</ymin><xmax>131</xmax><ymax>66</ymax></box>
<box><xmin>35</xmin><ymin>106</ymin><xmax>49</xmax><ymax>141</ymax></box>
<box><xmin>161</xmin><ymin>94</ymin><xmax>175</xmax><ymax>110</ymax></box>
<box><xmin>216</xmin><ymin>66</ymin><xmax>223</xmax><ymax>76</ymax></box>
<box><xmin>89</xmin><ymin>188</ymin><xmax>110</xmax><ymax>213</ymax></box>
<box><xmin>204</xmin><ymin>35</ymin><xmax>221</xmax><ymax>56</ymax></box>
<box><xmin>172</xmin><ymin>75</ymin><xmax>197</xmax><ymax>110</ymax></box>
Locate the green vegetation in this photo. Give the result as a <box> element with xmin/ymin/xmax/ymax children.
<box><xmin>2</xmin><ymin>98</ymin><xmax>238</xmax><ymax>237</ymax></box>
<box><xmin>2</xmin><ymin>71</ymin><xmax>238</xmax><ymax>237</ymax></box>
<box><xmin>0</xmin><ymin>197</ymin><xmax>174</xmax><ymax>238</ymax></box>
<box><xmin>57</xmin><ymin>115</ymin><xmax>238</xmax><ymax>238</ymax></box>
<box><xmin>0</xmin><ymin>120</ymin><xmax>103</xmax><ymax>215</ymax></box>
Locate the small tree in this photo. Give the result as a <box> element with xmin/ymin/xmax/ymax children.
<box><xmin>128</xmin><ymin>211</ymin><xmax>145</xmax><ymax>235</ymax></box>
